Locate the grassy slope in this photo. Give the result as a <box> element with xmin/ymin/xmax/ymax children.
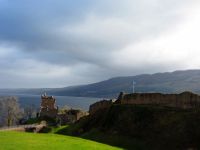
<box><xmin>56</xmin><ymin>104</ymin><xmax>200</xmax><ymax>150</ymax></box>
<box><xmin>0</xmin><ymin>131</ymin><xmax>122</xmax><ymax>150</ymax></box>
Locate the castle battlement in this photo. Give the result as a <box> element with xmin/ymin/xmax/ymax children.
<box><xmin>89</xmin><ymin>91</ymin><xmax>200</xmax><ymax>115</ymax></box>
<box><xmin>117</xmin><ymin>91</ymin><xmax>200</xmax><ymax>108</ymax></box>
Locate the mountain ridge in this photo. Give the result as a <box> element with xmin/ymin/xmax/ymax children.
<box><xmin>1</xmin><ymin>69</ymin><xmax>200</xmax><ymax>98</ymax></box>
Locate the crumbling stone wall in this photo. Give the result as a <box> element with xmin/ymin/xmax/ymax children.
<box><xmin>57</xmin><ymin>109</ymin><xmax>88</xmax><ymax>124</ymax></box>
<box><xmin>89</xmin><ymin>99</ymin><xmax>113</xmax><ymax>115</ymax></box>
<box><xmin>89</xmin><ymin>92</ymin><xmax>200</xmax><ymax>115</ymax></box>
<box><xmin>117</xmin><ymin>91</ymin><xmax>200</xmax><ymax>109</ymax></box>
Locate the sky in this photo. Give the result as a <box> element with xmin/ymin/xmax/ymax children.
<box><xmin>0</xmin><ymin>0</ymin><xmax>200</xmax><ymax>88</ymax></box>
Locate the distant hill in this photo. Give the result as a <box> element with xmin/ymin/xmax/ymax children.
<box><xmin>2</xmin><ymin>69</ymin><xmax>200</xmax><ymax>98</ymax></box>
<box><xmin>48</xmin><ymin>69</ymin><xmax>200</xmax><ymax>98</ymax></box>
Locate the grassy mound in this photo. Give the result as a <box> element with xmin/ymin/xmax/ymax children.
<box><xmin>56</xmin><ymin>104</ymin><xmax>200</xmax><ymax>150</ymax></box>
<box><xmin>0</xmin><ymin>131</ymin><xmax>122</xmax><ymax>150</ymax></box>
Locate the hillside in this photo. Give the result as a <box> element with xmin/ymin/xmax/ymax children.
<box><xmin>0</xmin><ymin>131</ymin><xmax>122</xmax><ymax>150</ymax></box>
<box><xmin>48</xmin><ymin>69</ymin><xmax>200</xmax><ymax>98</ymax></box>
<box><xmin>2</xmin><ymin>69</ymin><xmax>200</xmax><ymax>98</ymax></box>
<box><xmin>57</xmin><ymin>104</ymin><xmax>200</xmax><ymax>150</ymax></box>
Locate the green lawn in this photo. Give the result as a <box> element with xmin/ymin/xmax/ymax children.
<box><xmin>0</xmin><ymin>131</ymin><xmax>123</xmax><ymax>150</ymax></box>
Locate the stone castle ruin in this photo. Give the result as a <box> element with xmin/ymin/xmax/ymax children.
<box><xmin>39</xmin><ymin>93</ymin><xmax>58</xmax><ymax>118</ymax></box>
<box><xmin>57</xmin><ymin>109</ymin><xmax>88</xmax><ymax>124</ymax></box>
<box><xmin>39</xmin><ymin>93</ymin><xmax>87</xmax><ymax>123</ymax></box>
<box><xmin>89</xmin><ymin>91</ymin><xmax>200</xmax><ymax>115</ymax></box>
<box><xmin>89</xmin><ymin>100</ymin><xmax>113</xmax><ymax>115</ymax></box>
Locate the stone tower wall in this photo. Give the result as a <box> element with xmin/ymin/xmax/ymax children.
<box><xmin>40</xmin><ymin>95</ymin><xmax>58</xmax><ymax>118</ymax></box>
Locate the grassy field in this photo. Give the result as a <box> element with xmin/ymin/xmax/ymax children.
<box><xmin>0</xmin><ymin>131</ymin><xmax>123</xmax><ymax>150</ymax></box>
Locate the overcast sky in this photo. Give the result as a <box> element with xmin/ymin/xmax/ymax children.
<box><xmin>0</xmin><ymin>0</ymin><xmax>200</xmax><ymax>88</ymax></box>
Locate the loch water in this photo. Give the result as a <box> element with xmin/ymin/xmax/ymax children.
<box><xmin>0</xmin><ymin>93</ymin><xmax>101</xmax><ymax>111</ymax></box>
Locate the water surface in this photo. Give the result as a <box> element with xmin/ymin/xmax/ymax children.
<box><xmin>0</xmin><ymin>93</ymin><xmax>100</xmax><ymax>111</ymax></box>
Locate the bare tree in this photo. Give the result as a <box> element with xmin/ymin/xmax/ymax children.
<box><xmin>0</xmin><ymin>97</ymin><xmax>23</xmax><ymax>127</ymax></box>
<box><xmin>24</xmin><ymin>104</ymin><xmax>36</xmax><ymax>119</ymax></box>
<box><xmin>0</xmin><ymin>99</ymin><xmax>5</xmax><ymax>126</ymax></box>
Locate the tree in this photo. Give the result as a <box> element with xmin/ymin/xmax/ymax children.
<box><xmin>24</xmin><ymin>104</ymin><xmax>36</xmax><ymax>119</ymax></box>
<box><xmin>0</xmin><ymin>97</ymin><xmax>23</xmax><ymax>127</ymax></box>
<box><xmin>0</xmin><ymin>99</ymin><xmax>5</xmax><ymax>126</ymax></box>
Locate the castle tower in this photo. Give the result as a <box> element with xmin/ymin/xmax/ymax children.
<box><xmin>39</xmin><ymin>93</ymin><xmax>58</xmax><ymax>118</ymax></box>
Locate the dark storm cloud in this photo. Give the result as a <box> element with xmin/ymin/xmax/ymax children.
<box><xmin>0</xmin><ymin>0</ymin><xmax>199</xmax><ymax>88</ymax></box>
<box><xmin>0</xmin><ymin>1</ymin><xmax>89</xmax><ymax>48</ymax></box>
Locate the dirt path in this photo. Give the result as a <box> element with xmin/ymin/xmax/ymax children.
<box><xmin>0</xmin><ymin>124</ymin><xmax>45</xmax><ymax>132</ymax></box>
